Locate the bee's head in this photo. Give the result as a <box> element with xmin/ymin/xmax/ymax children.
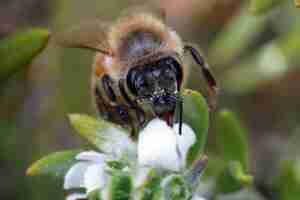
<box><xmin>127</xmin><ymin>56</ymin><xmax>183</xmax><ymax>116</ymax></box>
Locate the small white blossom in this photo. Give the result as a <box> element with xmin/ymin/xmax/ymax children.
<box><xmin>101</xmin><ymin>127</ymin><xmax>136</xmax><ymax>159</ymax></box>
<box><xmin>133</xmin><ymin>166</ymin><xmax>151</xmax><ymax>188</ymax></box>
<box><xmin>138</xmin><ymin>118</ymin><xmax>196</xmax><ymax>171</ymax></box>
<box><xmin>64</xmin><ymin>151</ymin><xmax>108</xmax><ymax>199</ymax></box>
<box><xmin>191</xmin><ymin>195</ymin><xmax>207</xmax><ymax>200</ymax></box>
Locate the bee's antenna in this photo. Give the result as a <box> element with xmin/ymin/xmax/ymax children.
<box><xmin>166</xmin><ymin>93</ymin><xmax>183</xmax><ymax>135</ymax></box>
<box><xmin>176</xmin><ymin>93</ymin><xmax>183</xmax><ymax>135</ymax></box>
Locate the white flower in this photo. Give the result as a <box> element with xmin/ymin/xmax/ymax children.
<box><xmin>99</xmin><ymin>126</ymin><xmax>136</xmax><ymax>159</ymax></box>
<box><xmin>191</xmin><ymin>195</ymin><xmax>207</xmax><ymax>200</ymax></box>
<box><xmin>138</xmin><ymin>118</ymin><xmax>196</xmax><ymax>171</ymax></box>
<box><xmin>64</xmin><ymin>151</ymin><xmax>108</xmax><ymax>199</ymax></box>
<box><xmin>66</xmin><ymin>193</ymin><xmax>87</xmax><ymax>200</ymax></box>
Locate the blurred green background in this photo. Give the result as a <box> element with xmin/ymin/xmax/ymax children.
<box><xmin>1</xmin><ymin>0</ymin><xmax>300</xmax><ymax>199</ymax></box>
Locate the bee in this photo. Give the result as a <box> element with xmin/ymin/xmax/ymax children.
<box><xmin>55</xmin><ymin>6</ymin><xmax>218</xmax><ymax>137</ymax></box>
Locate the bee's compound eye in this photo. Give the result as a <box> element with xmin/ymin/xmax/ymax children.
<box><xmin>136</xmin><ymin>76</ymin><xmax>148</xmax><ymax>89</ymax></box>
<box><xmin>164</xmin><ymin>69</ymin><xmax>175</xmax><ymax>81</ymax></box>
<box><xmin>127</xmin><ymin>68</ymin><xmax>153</xmax><ymax>96</ymax></box>
<box><xmin>136</xmin><ymin>73</ymin><xmax>156</xmax><ymax>95</ymax></box>
<box><xmin>165</xmin><ymin>57</ymin><xmax>183</xmax><ymax>87</ymax></box>
<box><xmin>127</xmin><ymin>68</ymin><xmax>139</xmax><ymax>95</ymax></box>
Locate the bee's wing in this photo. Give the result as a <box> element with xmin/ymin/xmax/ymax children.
<box><xmin>54</xmin><ymin>20</ymin><xmax>113</xmax><ymax>55</ymax></box>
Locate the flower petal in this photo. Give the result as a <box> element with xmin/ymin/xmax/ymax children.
<box><xmin>191</xmin><ymin>195</ymin><xmax>206</xmax><ymax>200</ymax></box>
<box><xmin>66</xmin><ymin>193</ymin><xmax>87</xmax><ymax>200</ymax></box>
<box><xmin>174</xmin><ymin>123</ymin><xmax>196</xmax><ymax>166</ymax></box>
<box><xmin>84</xmin><ymin>163</ymin><xmax>107</xmax><ymax>193</ymax></box>
<box><xmin>64</xmin><ymin>162</ymin><xmax>90</xmax><ymax>190</ymax></box>
<box><xmin>101</xmin><ymin>127</ymin><xmax>135</xmax><ymax>159</ymax></box>
<box><xmin>138</xmin><ymin>118</ymin><xmax>181</xmax><ymax>171</ymax></box>
<box><xmin>76</xmin><ymin>151</ymin><xmax>106</xmax><ymax>163</ymax></box>
<box><xmin>133</xmin><ymin>166</ymin><xmax>151</xmax><ymax>188</ymax></box>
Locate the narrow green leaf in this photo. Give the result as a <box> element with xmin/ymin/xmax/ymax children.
<box><xmin>221</xmin><ymin>43</ymin><xmax>289</xmax><ymax>94</ymax></box>
<box><xmin>215</xmin><ymin>161</ymin><xmax>253</xmax><ymax>195</ymax></box>
<box><xmin>278</xmin><ymin>24</ymin><xmax>300</xmax><ymax>64</ymax></box>
<box><xmin>275</xmin><ymin>160</ymin><xmax>300</xmax><ymax>200</ymax></box>
<box><xmin>26</xmin><ymin>150</ymin><xmax>82</xmax><ymax>178</ymax></box>
<box><xmin>222</xmin><ymin>25</ymin><xmax>300</xmax><ymax>94</ymax></box>
<box><xmin>201</xmin><ymin>155</ymin><xmax>226</xmax><ymax>180</ymax></box>
<box><xmin>216</xmin><ymin>110</ymin><xmax>249</xmax><ymax>170</ymax></box>
<box><xmin>182</xmin><ymin>89</ymin><xmax>209</xmax><ymax>166</ymax></box>
<box><xmin>250</xmin><ymin>0</ymin><xmax>283</xmax><ymax>14</ymax></box>
<box><xmin>208</xmin><ymin>5</ymin><xmax>267</xmax><ymax>67</ymax></box>
<box><xmin>69</xmin><ymin>114</ymin><xmax>135</xmax><ymax>155</ymax></box>
<box><xmin>0</xmin><ymin>29</ymin><xmax>50</xmax><ymax>82</ymax></box>
<box><xmin>109</xmin><ymin>170</ymin><xmax>132</xmax><ymax>200</ymax></box>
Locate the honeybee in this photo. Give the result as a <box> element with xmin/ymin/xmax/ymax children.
<box><xmin>56</xmin><ymin>6</ymin><xmax>218</xmax><ymax>137</ymax></box>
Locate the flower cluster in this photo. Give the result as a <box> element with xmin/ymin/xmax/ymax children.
<box><xmin>28</xmin><ymin>90</ymin><xmax>254</xmax><ymax>200</ymax></box>
<box><xmin>63</xmin><ymin>118</ymin><xmax>200</xmax><ymax>200</ymax></box>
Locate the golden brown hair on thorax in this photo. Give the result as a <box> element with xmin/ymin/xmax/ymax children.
<box><xmin>105</xmin><ymin>12</ymin><xmax>184</xmax><ymax>77</ymax></box>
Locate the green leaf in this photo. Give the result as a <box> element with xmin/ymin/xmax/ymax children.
<box><xmin>26</xmin><ymin>150</ymin><xmax>82</xmax><ymax>178</ymax></box>
<box><xmin>222</xmin><ymin>25</ymin><xmax>300</xmax><ymax>94</ymax></box>
<box><xmin>221</xmin><ymin>43</ymin><xmax>288</xmax><ymax>94</ymax></box>
<box><xmin>88</xmin><ymin>189</ymin><xmax>102</xmax><ymax>200</ymax></box>
<box><xmin>140</xmin><ymin>170</ymin><xmax>163</xmax><ymax>200</ymax></box>
<box><xmin>250</xmin><ymin>0</ymin><xmax>283</xmax><ymax>15</ymax></box>
<box><xmin>161</xmin><ymin>175</ymin><xmax>190</xmax><ymax>200</ymax></box>
<box><xmin>278</xmin><ymin>24</ymin><xmax>300</xmax><ymax>64</ymax></box>
<box><xmin>215</xmin><ymin>161</ymin><xmax>253</xmax><ymax>195</ymax></box>
<box><xmin>215</xmin><ymin>110</ymin><xmax>249</xmax><ymax>170</ymax></box>
<box><xmin>208</xmin><ymin>4</ymin><xmax>267</xmax><ymax>67</ymax></box>
<box><xmin>69</xmin><ymin>114</ymin><xmax>135</xmax><ymax>155</ymax></box>
<box><xmin>0</xmin><ymin>29</ymin><xmax>50</xmax><ymax>82</ymax></box>
<box><xmin>201</xmin><ymin>155</ymin><xmax>225</xmax><ymax>180</ymax></box>
<box><xmin>182</xmin><ymin>89</ymin><xmax>209</xmax><ymax>166</ymax></box>
<box><xmin>109</xmin><ymin>170</ymin><xmax>132</xmax><ymax>200</ymax></box>
<box><xmin>106</xmin><ymin>160</ymin><xmax>127</xmax><ymax>170</ymax></box>
<box><xmin>275</xmin><ymin>160</ymin><xmax>300</xmax><ymax>200</ymax></box>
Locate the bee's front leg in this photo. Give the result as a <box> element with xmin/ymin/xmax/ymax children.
<box><xmin>101</xmin><ymin>74</ymin><xmax>117</xmax><ymax>103</ymax></box>
<box><xmin>184</xmin><ymin>44</ymin><xmax>219</xmax><ymax>110</ymax></box>
<box><xmin>98</xmin><ymin>75</ymin><xmax>131</xmax><ymax>127</ymax></box>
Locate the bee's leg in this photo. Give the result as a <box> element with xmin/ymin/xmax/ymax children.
<box><xmin>94</xmin><ymin>87</ymin><xmax>111</xmax><ymax>120</ymax></box>
<box><xmin>101</xmin><ymin>74</ymin><xmax>117</xmax><ymax>103</ymax></box>
<box><xmin>98</xmin><ymin>75</ymin><xmax>132</xmax><ymax>128</ymax></box>
<box><xmin>115</xmin><ymin>105</ymin><xmax>130</xmax><ymax>124</ymax></box>
<box><xmin>184</xmin><ymin>44</ymin><xmax>218</xmax><ymax>110</ymax></box>
<box><xmin>119</xmin><ymin>79</ymin><xmax>146</xmax><ymax>137</ymax></box>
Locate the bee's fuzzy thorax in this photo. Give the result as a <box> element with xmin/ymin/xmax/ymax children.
<box><xmin>93</xmin><ymin>12</ymin><xmax>185</xmax><ymax>80</ymax></box>
<box><xmin>108</xmin><ymin>13</ymin><xmax>183</xmax><ymax>61</ymax></box>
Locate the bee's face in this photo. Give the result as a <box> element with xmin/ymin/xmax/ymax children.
<box><xmin>127</xmin><ymin>56</ymin><xmax>183</xmax><ymax>115</ymax></box>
